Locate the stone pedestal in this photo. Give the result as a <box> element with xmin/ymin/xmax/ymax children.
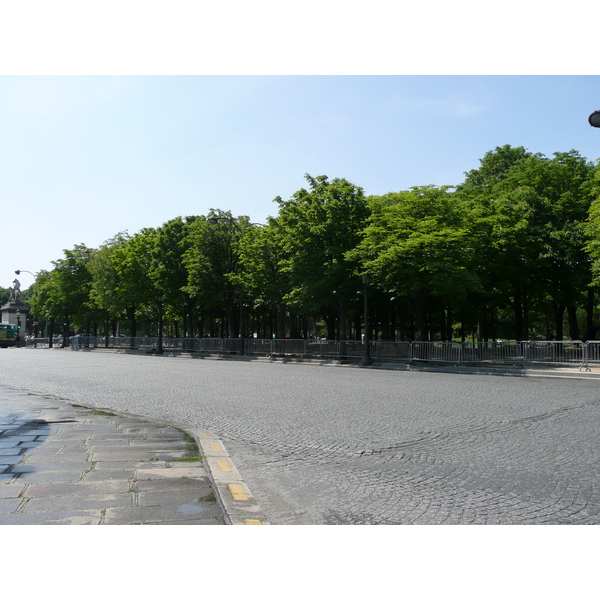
<box><xmin>1</xmin><ymin>301</ymin><xmax>30</xmax><ymax>345</ymax></box>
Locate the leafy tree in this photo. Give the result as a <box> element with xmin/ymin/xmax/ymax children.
<box><xmin>28</xmin><ymin>269</ymin><xmax>63</xmax><ymax>342</ymax></box>
<box><xmin>583</xmin><ymin>162</ymin><xmax>600</xmax><ymax>337</ymax></box>
<box><xmin>153</xmin><ymin>216</ymin><xmax>200</xmax><ymax>337</ymax></box>
<box><xmin>514</xmin><ymin>150</ymin><xmax>596</xmax><ymax>339</ymax></box>
<box><xmin>352</xmin><ymin>185</ymin><xmax>477</xmax><ymax>340</ymax></box>
<box><xmin>88</xmin><ymin>232</ymin><xmax>131</xmax><ymax>341</ymax></box>
<box><xmin>273</xmin><ymin>174</ymin><xmax>370</xmax><ymax>340</ymax></box>
<box><xmin>234</xmin><ymin>218</ymin><xmax>293</xmax><ymax>337</ymax></box>
<box><xmin>184</xmin><ymin>211</ymin><xmax>248</xmax><ymax>338</ymax></box>
<box><xmin>457</xmin><ymin>145</ymin><xmax>538</xmax><ymax>339</ymax></box>
<box><xmin>111</xmin><ymin>228</ymin><xmax>159</xmax><ymax>337</ymax></box>
<box><xmin>459</xmin><ymin>146</ymin><xmax>596</xmax><ymax>340</ymax></box>
<box><xmin>50</xmin><ymin>244</ymin><xmax>100</xmax><ymax>335</ymax></box>
<box><xmin>461</xmin><ymin>144</ymin><xmax>534</xmax><ymax>191</ymax></box>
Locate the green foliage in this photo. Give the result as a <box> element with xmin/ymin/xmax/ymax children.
<box><xmin>183</xmin><ymin>210</ymin><xmax>258</xmax><ymax>337</ymax></box>
<box><xmin>17</xmin><ymin>146</ymin><xmax>600</xmax><ymax>342</ymax></box>
<box><xmin>184</xmin><ymin>211</ymin><xmax>242</xmax><ymax>306</ymax></box>
<box><xmin>273</xmin><ymin>174</ymin><xmax>370</xmax><ymax>336</ymax></box>
<box><xmin>461</xmin><ymin>144</ymin><xmax>535</xmax><ymax>191</ymax></box>
<box><xmin>88</xmin><ymin>232</ymin><xmax>131</xmax><ymax>319</ymax></box>
<box><xmin>351</xmin><ymin>185</ymin><xmax>478</xmax><ymax>339</ymax></box>
<box><xmin>235</xmin><ymin>218</ymin><xmax>289</xmax><ymax>308</ymax></box>
<box><xmin>459</xmin><ymin>147</ymin><xmax>597</xmax><ymax>339</ymax></box>
<box><xmin>357</xmin><ymin>185</ymin><xmax>477</xmax><ymax>297</ymax></box>
<box><xmin>28</xmin><ymin>270</ymin><xmax>62</xmax><ymax>319</ymax></box>
<box><xmin>49</xmin><ymin>244</ymin><xmax>98</xmax><ymax>327</ymax></box>
<box><xmin>112</xmin><ymin>228</ymin><xmax>158</xmax><ymax>311</ymax></box>
<box><xmin>153</xmin><ymin>216</ymin><xmax>200</xmax><ymax>314</ymax></box>
<box><xmin>584</xmin><ymin>163</ymin><xmax>600</xmax><ymax>284</ymax></box>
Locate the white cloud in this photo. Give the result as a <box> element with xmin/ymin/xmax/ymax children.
<box><xmin>398</xmin><ymin>93</ymin><xmax>488</xmax><ymax>118</ymax></box>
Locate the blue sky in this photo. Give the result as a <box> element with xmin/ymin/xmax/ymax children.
<box><xmin>2</xmin><ymin>75</ymin><xmax>599</xmax><ymax>290</ymax></box>
<box><xmin>1</xmin><ymin>1</ymin><xmax>599</xmax><ymax>291</ymax></box>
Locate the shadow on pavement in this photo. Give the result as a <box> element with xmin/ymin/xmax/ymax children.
<box><xmin>0</xmin><ymin>416</ymin><xmax>58</xmax><ymax>475</ymax></box>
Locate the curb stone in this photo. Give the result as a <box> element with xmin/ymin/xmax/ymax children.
<box><xmin>189</xmin><ymin>428</ymin><xmax>269</xmax><ymax>525</ymax></box>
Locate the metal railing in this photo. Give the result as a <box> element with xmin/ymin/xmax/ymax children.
<box><xmin>522</xmin><ymin>341</ymin><xmax>585</xmax><ymax>366</ymax></box>
<box><xmin>461</xmin><ymin>341</ymin><xmax>524</xmax><ymax>364</ymax></box>
<box><xmin>24</xmin><ymin>336</ymin><xmax>600</xmax><ymax>369</ymax></box>
<box><xmin>411</xmin><ymin>341</ymin><xmax>463</xmax><ymax>364</ymax></box>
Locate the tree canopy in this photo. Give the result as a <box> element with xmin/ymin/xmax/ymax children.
<box><xmin>20</xmin><ymin>146</ymin><xmax>600</xmax><ymax>343</ymax></box>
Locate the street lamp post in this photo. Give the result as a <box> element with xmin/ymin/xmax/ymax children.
<box><xmin>238</xmin><ymin>295</ymin><xmax>245</xmax><ymax>356</ymax></box>
<box><xmin>589</xmin><ymin>111</ymin><xmax>600</xmax><ymax>128</ymax></box>
<box><xmin>15</xmin><ymin>269</ymin><xmax>35</xmax><ymax>278</ymax></box>
<box><xmin>360</xmin><ymin>274</ymin><xmax>373</xmax><ymax>366</ymax></box>
<box><xmin>16</xmin><ymin>309</ymin><xmax>21</xmax><ymax>347</ymax></box>
<box><xmin>157</xmin><ymin>294</ymin><xmax>164</xmax><ymax>355</ymax></box>
<box><xmin>62</xmin><ymin>306</ymin><xmax>68</xmax><ymax>348</ymax></box>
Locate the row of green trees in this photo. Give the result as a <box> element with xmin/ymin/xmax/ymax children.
<box><xmin>18</xmin><ymin>145</ymin><xmax>600</xmax><ymax>342</ymax></box>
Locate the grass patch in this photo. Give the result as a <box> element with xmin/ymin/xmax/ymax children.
<box><xmin>170</xmin><ymin>455</ymin><xmax>203</xmax><ymax>462</ymax></box>
<box><xmin>89</xmin><ymin>409</ymin><xmax>117</xmax><ymax>417</ymax></box>
<box><xmin>182</xmin><ymin>433</ymin><xmax>198</xmax><ymax>454</ymax></box>
<box><xmin>199</xmin><ymin>492</ymin><xmax>216</xmax><ymax>502</ymax></box>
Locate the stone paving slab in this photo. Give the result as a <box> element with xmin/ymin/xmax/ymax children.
<box><xmin>0</xmin><ymin>387</ymin><xmax>227</xmax><ymax>525</ymax></box>
<box><xmin>102</xmin><ymin>504</ymin><xmax>224</xmax><ymax>525</ymax></box>
<box><xmin>82</xmin><ymin>469</ymin><xmax>137</xmax><ymax>482</ymax></box>
<box><xmin>10</xmin><ymin>469</ymin><xmax>88</xmax><ymax>484</ymax></box>
<box><xmin>1</xmin><ymin>509</ymin><xmax>105</xmax><ymax>525</ymax></box>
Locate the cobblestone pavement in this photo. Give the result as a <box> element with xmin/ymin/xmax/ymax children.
<box><xmin>2</xmin><ymin>349</ymin><xmax>600</xmax><ymax>524</ymax></box>
<box><xmin>0</xmin><ymin>387</ymin><xmax>225</xmax><ymax>524</ymax></box>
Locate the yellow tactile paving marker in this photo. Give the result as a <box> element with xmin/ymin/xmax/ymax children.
<box><xmin>192</xmin><ymin>428</ymin><xmax>269</xmax><ymax>525</ymax></box>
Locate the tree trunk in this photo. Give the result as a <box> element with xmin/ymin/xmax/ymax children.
<box><xmin>478</xmin><ymin>301</ymin><xmax>488</xmax><ymax>342</ymax></box>
<box><xmin>354</xmin><ymin>312</ymin><xmax>361</xmax><ymax>341</ymax></box>
<box><xmin>514</xmin><ymin>291</ymin><xmax>524</xmax><ymax>341</ymax></box>
<box><xmin>48</xmin><ymin>317</ymin><xmax>54</xmax><ymax>348</ymax></box>
<box><xmin>290</xmin><ymin>309</ymin><xmax>300</xmax><ymax>339</ymax></box>
<box><xmin>277</xmin><ymin>304</ymin><xmax>286</xmax><ymax>338</ymax></box>
<box><xmin>523</xmin><ymin>294</ymin><xmax>530</xmax><ymax>340</ymax></box>
<box><xmin>586</xmin><ymin>288</ymin><xmax>596</xmax><ymax>341</ymax></box>
<box><xmin>553</xmin><ymin>302</ymin><xmax>565</xmax><ymax>341</ymax></box>
<box><xmin>338</xmin><ymin>296</ymin><xmax>347</xmax><ymax>341</ymax></box>
<box><xmin>126</xmin><ymin>306</ymin><xmax>136</xmax><ymax>338</ymax></box>
<box><xmin>407</xmin><ymin>291</ymin><xmax>427</xmax><ymax>341</ymax></box>
<box><xmin>567</xmin><ymin>305</ymin><xmax>579</xmax><ymax>340</ymax></box>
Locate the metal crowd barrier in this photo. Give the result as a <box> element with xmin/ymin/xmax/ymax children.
<box><xmin>522</xmin><ymin>341</ymin><xmax>585</xmax><ymax>366</ymax></box>
<box><xmin>461</xmin><ymin>341</ymin><xmax>522</xmax><ymax>364</ymax></box>
<box><xmin>411</xmin><ymin>341</ymin><xmax>462</xmax><ymax>363</ymax></box>
<box><xmin>584</xmin><ymin>340</ymin><xmax>600</xmax><ymax>366</ymax></box>
<box><xmin>338</xmin><ymin>340</ymin><xmax>363</xmax><ymax>358</ymax></box>
<box><xmin>271</xmin><ymin>339</ymin><xmax>306</xmax><ymax>355</ymax></box>
<box><xmin>24</xmin><ymin>336</ymin><xmax>599</xmax><ymax>369</ymax></box>
<box><xmin>307</xmin><ymin>339</ymin><xmax>339</xmax><ymax>357</ymax></box>
<box><xmin>375</xmin><ymin>341</ymin><xmax>412</xmax><ymax>361</ymax></box>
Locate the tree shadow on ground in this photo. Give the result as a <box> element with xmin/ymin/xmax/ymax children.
<box><xmin>0</xmin><ymin>417</ymin><xmax>54</xmax><ymax>475</ymax></box>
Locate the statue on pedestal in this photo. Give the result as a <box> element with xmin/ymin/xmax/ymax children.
<box><xmin>9</xmin><ymin>279</ymin><xmax>21</xmax><ymax>303</ymax></box>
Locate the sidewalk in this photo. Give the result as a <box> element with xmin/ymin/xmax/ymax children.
<box><xmin>0</xmin><ymin>386</ymin><xmax>266</xmax><ymax>525</ymax></box>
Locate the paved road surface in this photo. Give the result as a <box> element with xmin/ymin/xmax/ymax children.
<box><xmin>1</xmin><ymin>349</ymin><xmax>599</xmax><ymax>524</ymax></box>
